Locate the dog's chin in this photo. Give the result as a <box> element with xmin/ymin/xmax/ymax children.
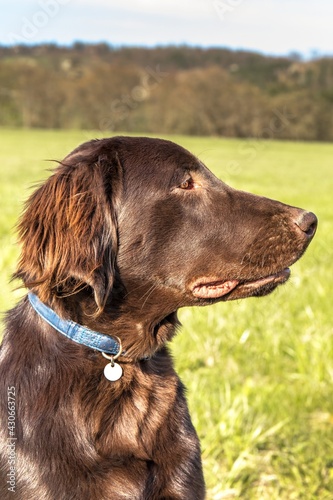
<box><xmin>190</xmin><ymin>268</ymin><xmax>291</xmax><ymax>304</ymax></box>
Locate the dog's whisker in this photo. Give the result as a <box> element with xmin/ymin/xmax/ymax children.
<box><xmin>140</xmin><ymin>284</ymin><xmax>158</xmax><ymax>310</ymax></box>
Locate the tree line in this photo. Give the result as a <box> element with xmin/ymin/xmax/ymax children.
<box><xmin>1</xmin><ymin>43</ymin><xmax>333</xmax><ymax>141</ymax></box>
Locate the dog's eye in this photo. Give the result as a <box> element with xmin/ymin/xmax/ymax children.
<box><xmin>180</xmin><ymin>178</ymin><xmax>194</xmax><ymax>190</ymax></box>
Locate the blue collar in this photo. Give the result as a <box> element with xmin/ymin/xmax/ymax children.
<box><xmin>28</xmin><ymin>292</ymin><xmax>122</xmax><ymax>356</ymax></box>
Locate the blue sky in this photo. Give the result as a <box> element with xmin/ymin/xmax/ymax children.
<box><xmin>1</xmin><ymin>0</ymin><xmax>332</xmax><ymax>58</ymax></box>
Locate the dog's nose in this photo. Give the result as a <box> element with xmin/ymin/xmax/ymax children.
<box><xmin>294</xmin><ymin>211</ymin><xmax>317</xmax><ymax>238</ymax></box>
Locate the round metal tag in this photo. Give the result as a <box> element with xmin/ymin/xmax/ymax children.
<box><xmin>104</xmin><ymin>362</ymin><xmax>123</xmax><ymax>381</ymax></box>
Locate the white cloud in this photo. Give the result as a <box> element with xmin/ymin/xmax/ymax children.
<box><xmin>79</xmin><ymin>0</ymin><xmax>212</xmax><ymax>18</ymax></box>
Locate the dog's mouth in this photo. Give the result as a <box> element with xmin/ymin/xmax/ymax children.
<box><xmin>191</xmin><ymin>268</ymin><xmax>291</xmax><ymax>301</ymax></box>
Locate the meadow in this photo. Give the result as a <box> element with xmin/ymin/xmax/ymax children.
<box><xmin>1</xmin><ymin>128</ymin><xmax>332</xmax><ymax>499</ymax></box>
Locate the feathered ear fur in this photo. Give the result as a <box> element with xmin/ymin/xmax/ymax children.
<box><xmin>15</xmin><ymin>143</ymin><xmax>123</xmax><ymax>314</ymax></box>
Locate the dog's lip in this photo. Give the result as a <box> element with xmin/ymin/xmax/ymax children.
<box><xmin>190</xmin><ymin>269</ymin><xmax>291</xmax><ymax>299</ymax></box>
<box><xmin>191</xmin><ymin>278</ymin><xmax>239</xmax><ymax>299</ymax></box>
<box><xmin>236</xmin><ymin>268</ymin><xmax>291</xmax><ymax>291</ymax></box>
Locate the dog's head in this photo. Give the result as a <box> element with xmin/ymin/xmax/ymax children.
<box><xmin>16</xmin><ymin>137</ymin><xmax>317</xmax><ymax>354</ymax></box>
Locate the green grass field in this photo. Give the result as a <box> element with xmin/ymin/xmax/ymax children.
<box><xmin>1</xmin><ymin>129</ymin><xmax>332</xmax><ymax>499</ymax></box>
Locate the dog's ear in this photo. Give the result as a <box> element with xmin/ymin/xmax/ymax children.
<box><xmin>16</xmin><ymin>143</ymin><xmax>123</xmax><ymax>314</ymax></box>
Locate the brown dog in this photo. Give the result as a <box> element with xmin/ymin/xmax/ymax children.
<box><xmin>0</xmin><ymin>137</ymin><xmax>316</xmax><ymax>499</ymax></box>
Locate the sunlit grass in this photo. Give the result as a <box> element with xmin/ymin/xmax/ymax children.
<box><xmin>1</xmin><ymin>129</ymin><xmax>332</xmax><ymax>499</ymax></box>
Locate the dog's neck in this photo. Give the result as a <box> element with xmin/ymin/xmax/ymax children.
<box><xmin>27</xmin><ymin>290</ymin><xmax>180</xmax><ymax>364</ymax></box>
<box><xmin>28</xmin><ymin>292</ymin><xmax>123</xmax><ymax>356</ymax></box>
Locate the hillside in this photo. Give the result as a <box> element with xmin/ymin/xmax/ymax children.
<box><xmin>1</xmin><ymin>44</ymin><xmax>333</xmax><ymax>140</ymax></box>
